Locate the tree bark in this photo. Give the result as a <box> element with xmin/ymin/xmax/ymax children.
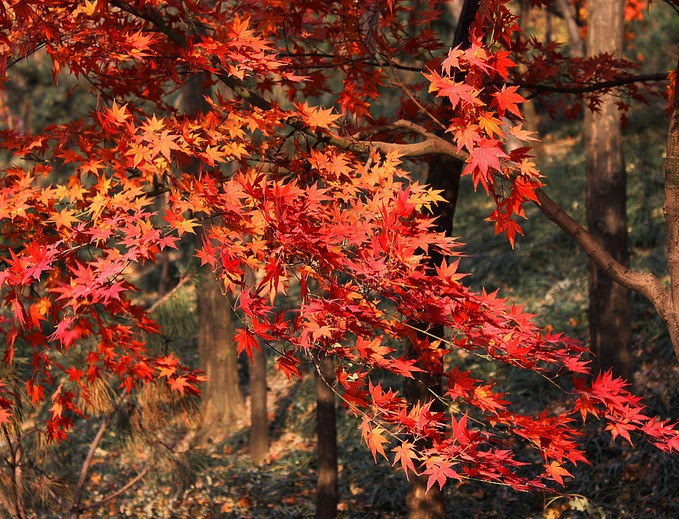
<box><xmin>249</xmin><ymin>340</ymin><xmax>269</xmax><ymax>465</ymax></box>
<box><xmin>663</xmin><ymin>55</ymin><xmax>679</xmax><ymax>355</ymax></box>
<box><xmin>178</xmin><ymin>74</ymin><xmax>245</xmax><ymax>437</ymax></box>
<box><xmin>584</xmin><ymin>0</ymin><xmax>634</xmax><ymax>378</ymax></box>
<box><xmin>403</xmin><ymin>349</ymin><xmax>446</xmax><ymax>519</ymax></box>
<box><xmin>198</xmin><ymin>275</ymin><xmax>243</xmax><ymax>436</ymax></box>
<box><xmin>404</xmin><ymin>3</ymin><xmax>472</xmax><ymax>516</ymax></box>
<box><xmin>315</xmin><ymin>355</ymin><xmax>338</xmax><ymax>519</ymax></box>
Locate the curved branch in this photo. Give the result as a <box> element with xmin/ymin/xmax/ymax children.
<box><xmin>331</xmin><ymin>120</ymin><xmax>467</xmax><ymax>161</ymax></box>
<box><xmin>535</xmin><ymin>188</ymin><xmax>670</xmax><ymax>316</ymax></box>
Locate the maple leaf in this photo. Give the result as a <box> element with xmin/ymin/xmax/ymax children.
<box><xmin>453</xmin><ymin>122</ymin><xmax>482</xmax><ymax>152</ymax></box>
<box><xmin>465</xmin><ymin>139</ymin><xmax>508</xmax><ymax>191</ymax></box>
<box><xmin>169</xmin><ymin>376</ymin><xmax>191</xmax><ymax>395</ymax></box>
<box><xmin>392</xmin><ymin>441</ymin><xmax>419</xmax><ymax>478</ymax></box>
<box><xmin>126</xmin><ymin>30</ymin><xmax>157</xmax><ymax>58</ymax></box>
<box><xmin>157</xmin><ymin>353</ymin><xmax>180</xmax><ymax>378</ymax></box>
<box><xmin>424</xmin><ymin>457</ymin><xmax>459</xmax><ymax>491</ymax></box>
<box><xmin>49</xmin><ymin>208</ymin><xmax>79</xmax><ymax>230</ymax></box>
<box><xmin>234</xmin><ymin>328</ymin><xmax>261</xmax><ymax>362</ymax></box>
<box><xmin>175</xmin><ymin>217</ymin><xmax>199</xmax><ymax>236</ymax></box>
<box><xmin>106</xmin><ymin>101</ymin><xmax>130</xmax><ymax>125</ymax></box>
<box><xmin>605</xmin><ymin>419</ymin><xmax>636</xmax><ymax>444</ymax></box>
<box><xmin>0</xmin><ymin>407</ymin><xmax>12</xmax><ymax>426</ymax></box>
<box><xmin>296</xmin><ymin>101</ymin><xmax>341</xmax><ymax>130</ymax></box>
<box><xmin>509</xmin><ymin>123</ymin><xmax>538</xmax><ymax>142</ymax></box>
<box><xmin>276</xmin><ymin>353</ymin><xmax>301</xmax><ymax>379</ymax></box>
<box><xmin>150</xmin><ymin>130</ymin><xmax>182</xmax><ymax>161</ymax></box>
<box><xmin>441</xmin><ymin>46</ymin><xmax>464</xmax><ymax>75</ymax></box>
<box><xmin>491</xmin><ymin>85</ymin><xmax>526</xmax><ymax>118</ymax></box>
<box><xmin>545</xmin><ymin>461</ymin><xmax>573</xmax><ymax>486</ymax></box>
<box><xmin>361</xmin><ymin>419</ymin><xmax>389</xmax><ymax>462</ymax></box>
<box><xmin>478</xmin><ymin>111</ymin><xmax>504</xmax><ymax>138</ymax></box>
<box><xmin>490</xmin><ymin>49</ymin><xmax>516</xmax><ymax>80</ymax></box>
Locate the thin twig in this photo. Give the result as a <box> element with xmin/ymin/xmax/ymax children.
<box><xmin>516</xmin><ymin>72</ymin><xmax>669</xmax><ymax>95</ymax></box>
<box><xmin>147</xmin><ymin>274</ymin><xmax>194</xmax><ymax>314</ymax></box>
<box><xmin>75</xmin><ymin>466</ymin><xmax>150</xmax><ymax>515</ymax></box>
<box><xmin>386</xmin><ymin>59</ymin><xmax>448</xmax><ymax>131</ymax></box>
<box><xmin>70</xmin><ymin>393</ymin><xmax>127</xmax><ymax>519</ymax></box>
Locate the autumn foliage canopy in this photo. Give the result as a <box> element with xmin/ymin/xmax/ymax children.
<box><xmin>0</xmin><ymin>0</ymin><xmax>677</xmax><ymax>492</ymax></box>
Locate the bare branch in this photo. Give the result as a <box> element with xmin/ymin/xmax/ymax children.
<box><xmin>535</xmin><ymin>188</ymin><xmax>670</xmax><ymax>316</ymax></box>
<box><xmin>328</xmin><ymin>127</ymin><xmax>465</xmax><ymax>160</ymax></box>
<box><xmin>516</xmin><ymin>72</ymin><xmax>669</xmax><ymax>96</ymax></box>
<box><xmin>385</xmin><ymin>59</ymin><xmax>447</xmax><ymax>131</ymax></box>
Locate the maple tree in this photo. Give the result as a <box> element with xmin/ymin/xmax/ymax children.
<box><xmin>0</xmin><ymin>0</ymin><xmax>678</xmax><ymax>511</ymax></box>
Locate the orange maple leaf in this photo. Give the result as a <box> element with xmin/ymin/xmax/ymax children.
<box><xmin>361</xmin><ymin>419</ymin><xmax>389</xmax><ymax>461</ymax></box>
<box><xmin>545</xmin><ymin>461</ymin><xmax>573</xmax><ymax>486</ymax></box>
<box><xmin>297</xmin><ymin>101</ymin><xmax>341</xmax><ymax>130</ymax></box>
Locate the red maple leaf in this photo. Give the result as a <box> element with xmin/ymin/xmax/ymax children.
<box><xmin>491</xmin><ymin>85</ymin><xmax>526</xmax><ymax>118</ymax></box>
<box><xmin>425</xmin><ymin>457</ymin><xmax>459</xmax><ymax>491</ymax></box>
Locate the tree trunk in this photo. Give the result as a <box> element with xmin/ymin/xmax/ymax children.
<box><xmin>178</xmin><ymin>74</ymin><xmax>245</xmax><ymax>436</ymax></box>
<box><xmin>584</xmin><ymin>0</ymin><xmax>634</xmax><ymax>378</ymax></box>
<box><xmin>249</xmin><ymin>341</ymin><xmax>269</xmax><ymax>464</ymax></box>
<box><xmin>198</xmin><ymin>275</ymin><xmax>243</xmax><ymax>436</ymax></box>
<box><xmin>404</xmin><ymin>2</ymin><xmax>472</xmax><ymax>516</ymax></box>
<box><xmin>404</xmin><ymin>155</ymin><xmax>462</xmax><ymax>519</ymax></box>
<box><xmin>663</xmin><ymin>55</ymin><xmax>679</xmax><ymax>357</ymax></box>
<box><xmin>294</xmin><ymin>277</ymin><xmax>339</xmax><ymax>518</ymax></box>
<box><xmin>315</xmin><ymin>355</ymin><xmax>338</xmax><ymax>519</ymax></box>
<box><xmin>403</xmin><ymin>350</ymin><xmax>446</xmax><ymax>519</ymax></box>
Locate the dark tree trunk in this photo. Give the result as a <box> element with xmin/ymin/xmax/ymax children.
<box><xmin>315</xmin><ymin>355</ymin><xmax>338</xmax><ymax>519</ymax></box>
<box><xmin>244</xmin><ymin>266</ymin><xmax>269</xmax><ymax>464</ymax></box>
<box><xmin>198</xmin><ymin>275</ymin><xmax>244</xmax><ymax>436</ymax></box>
<box><xmin>403</xmin><ymin>350</ymin><xmax>446</xmax><ymax>519</ymax></box>
<box><xmin>249</xmin><ymin>340</ymin><xmax>269</xmax><ymax>465</ymax></box>
<box><xmin>584</xmin><ymin>0</ymin><xmax>634</xmax><ymax>378</ymax></box>
<box><xmin>405</xmin><ymin>157</ymin><xmax>462</xmax><ymax>519</ymax></box>
<box><xmin>404</xmin><ymin>3</ymin><xmax>472</xmax><ymax>517</ymax></box>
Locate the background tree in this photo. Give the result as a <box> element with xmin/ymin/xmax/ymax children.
<box><xmin>180</xmin><ymin>78</ymin><xmax>245</xmax><ymax>438</ymax></box>
<box><xmin>247</xmin><ymin>268</ymin><xmax>269</xmax><ymax>465</ymax></box>
<box><xmin>315</xmin><ymin>354</ymin><xmax>338</xmax><ymax>519</ymax></box>
<box><xmin>585</xmin><ymin>0</ymin><xmax>634</xmax><ymax>378</ymax></box>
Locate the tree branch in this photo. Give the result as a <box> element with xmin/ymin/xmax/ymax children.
<box><xmin>75</xmin><ymin>466</ymin><xmax>149</xmax><ymax>515</ymax></box>
<box><xmin>109</xmin><ymin>0</ymin><xmax>186</xmax><ymax>47</ymax></box>
<box><xmin>516</xmin><ymin>72</ymin><xmax>669</xmax><ymax>95</ymax></box>
<box><xmin>535</xmin><ymin>188</ymin><xmax>670</xmax><ymax>317</ymax></box>
<box><xmin>330</xmin><ymin>120</ymin><xmax>465</xmax><ymax>160</ymax></box>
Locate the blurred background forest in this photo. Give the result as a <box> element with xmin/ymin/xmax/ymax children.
<box><xmin>1</xmin><ymin>1</ymin><xmax>679</xmax><ymax>518</ymax></box>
